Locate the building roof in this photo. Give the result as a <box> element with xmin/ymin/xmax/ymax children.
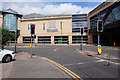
<box><xmin>0</xmin><ymin>8</ymin><xmax>23</xmax><ymax>17</ymax></box>
<box><xmin>88</xmin><ymin>0</ymin><xmax>118</xmax><ymax>16</ymax></box>
<box><xmin>2</xmin><ymin>8</ymin><xmax>18</xmax><ymax>14</ymax></box>
<box><xmin>22</xmin><ymin>13</ymin><xmax>87</xmax><ymax>19</ymax></box>
<box><xmin>22</xmin><ymin>13</ymin><xmax>72</xmax><ymax>19</ymax></box>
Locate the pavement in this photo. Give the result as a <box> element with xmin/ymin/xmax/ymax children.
<box><xmin>78</xmin><ymin>50</ymin><xmax>120</xmax><ymax>65</ymax></box>
<box><xmin>2</xmin><ymin>52</ymin><xmax>71</xmax><ymax>79</ymax></box>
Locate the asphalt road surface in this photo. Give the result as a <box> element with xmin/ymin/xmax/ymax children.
<box><xmin>6</xmin><ymin>45</ymin><xmax>119</xmax><ymax>79</ymax></box>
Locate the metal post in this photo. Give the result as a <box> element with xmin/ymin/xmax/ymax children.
<box><xmin>81</xmin><ymin>34</ymin><xmax>83</xmax><ymax>50</ymax></box>
<box><xmin>44</xmin><ymin>39</ymin><xmax>45</xmax><ymax>45</ymax></box>
<box><xmin>61</xmin><ymin>22</ymin><xmax>62</xmax><ymax>44</ymax></box>
<box><xmin>61</xmin><ymin>29</ymin><xmax>62</xmax><ymax>44</ymax></box>
<box><xmin>15</xmin><ymin>29</ymin><xmax>17</xmax><ymax>53</ymax></box>
<box><xmin>31</xmin><ymin>35</ymin><xmax>32</xmax><ymax>58</ymax></box>
<box><xmin>98</xmin><ymin>32</ymin><xmax>100</xmax><ymax>45</ymax></box>
<box><xmin>98</xmin><ymin>32</ymin><xmax>100</xmax><ymax>54</ymax></box>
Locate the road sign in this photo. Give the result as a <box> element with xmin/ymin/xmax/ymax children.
<box><xmin>97</xmin><ymin>45</ymin><xmax>102</xmax><ymax>55</ymax></box>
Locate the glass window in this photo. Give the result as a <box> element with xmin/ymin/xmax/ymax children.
<box><xmin>72</xmin><ymin>14</ymin><xmax>87</xmax><ymax>33</ymax></box>
<box><xmin>3</xmin><ymin>13</ymin><xmax>17</xmax><ymax>31</ymax></box>
<box><xmin>105</xmin><ymin>2</ymin><xmax>120</xmax><ymax>25</ymax></box>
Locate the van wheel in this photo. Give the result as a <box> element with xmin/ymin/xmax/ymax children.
<box><xmin>2</xmin><ymin>55</ymin><xmax>12</xmax><ymax>63</ymax></box>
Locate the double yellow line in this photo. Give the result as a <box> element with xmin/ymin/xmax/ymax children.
<box><xmin>42</xmin><ymin>57</ymin><xmax>83</xmax><ymax>80</ymax></box>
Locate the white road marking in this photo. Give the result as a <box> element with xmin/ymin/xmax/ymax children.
<box><xmin>54</xmin><ymin>48</ymin><xmax>58</xmax><ymax>52</ymax></box>
<box><xmin>75</xmin><ymin>49</ymin><xmax>79</xmax><ymax>52</ymax></box>
<box><xmin>104</xmin><ymin>47</ymin><xmax>119</xmax><ymax>50</ymax></box>
<box><xmin>63</xmin><ymin>58</ymin><xmax>120</xmax><ymax>66</ymax></box>
<box><xmin>94</xmin><ymin>57</ymin><xmax>120</xmax><ymax>65</ymax></box>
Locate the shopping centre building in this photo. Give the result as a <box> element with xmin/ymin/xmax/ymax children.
<box><xmin>0</xmin><ymin>9</ymin><xmax>88</xmax><ymax>44</ymax></box>
<box><xmin>88</xmin><ymin>1</ymin><xmax>120</xmax><ymax>46</ymax></box>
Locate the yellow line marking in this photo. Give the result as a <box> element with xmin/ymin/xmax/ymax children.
<box><xmin>42</xmin><ymin>57</ymin><xmax>78</xmax><ymax>79</ymax></box>
<box><xmin>54</xmin><ymin>48</ymin><xmax>58</xmax><ymax>52</ymax></box>
<box><xmin>42</xmin><ymin>57</ymin><xmax>83</xmax><ymax>80</ymax></box>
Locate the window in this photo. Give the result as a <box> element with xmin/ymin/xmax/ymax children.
<box><xmin>38</xmin><ymin>36</ymin><xmax>51</xmax><ymax>44</ymax></box>
<box><xmin>60</xmin><ymin>22</ymin><xmax>62</xmax><ymax>29</ymax></box>
<box><xmin>72</xmin><ymin>36</ymin><xmax>88</xmax><ymax>43</ymax></box>
<box><xmin>72</xmin><ymin>14</ymin><xmax>87</xmax><ymax>33</ymax></box>
<box><xmin>43</xmin><ymin>23</ymin><xmax>45</xmax><ymax>30</ymax></box>
<box><xmin>105</xmin><ymin>2</ymin><xmax>120</xmax><ymax>25</ymax></box>
<box><xmin>90</xmin><ymin>1</ymin><xmax>120</xmax><ymax>29</ymax></box>
<box><xmin>3</xmin><ymin>13</ymin><xmax>17</xmax><ymax>31</ymax></box>
<box><xmin>54</xmin><ymin>36</ymin><xmax>68</xmax><ymax>44</ymax></box>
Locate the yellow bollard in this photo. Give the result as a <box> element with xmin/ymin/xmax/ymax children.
<box><xmin>30</xmin><ymin>43</ymin><xmax>31</xmax><ymax>47</ymax></box>
<box><xmin>114</xmin><ymin>42</ymin><xmax>115</xmax><ymax>46</ymax></box>
<box><xmin>35</xmin><ymin>43</ymin><xmax>37</xmax><ymax>46</ymax></box>
<box><xmin>97</xmin><ymin>45</ymin><xmax>102</xmax><ymax>55</ymax></box>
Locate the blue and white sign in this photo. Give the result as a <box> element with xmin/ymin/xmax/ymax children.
<box><xmin>47</xmin><ymin>29</ymin><xmax>58</xmax><ymax>32</ymax></box>
<box><xmin>98</xmin><ymin>46</ymin><xmax>101</xmax><ymax>49</ymax></box>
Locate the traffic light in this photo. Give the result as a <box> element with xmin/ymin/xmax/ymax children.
<box><xmin>81</xmin><ymin>28</ymin><xmax>84</xmax><ymax>34</ymax></box>
<box><xmin>97</xmin><ymin>20</ymin><xmax>103</xmax><ymax>32</ymax></box>
<box><xmin>30</xmin><ymin>24</ymin><xmax>35</xmax><ymax>34</ymax></box>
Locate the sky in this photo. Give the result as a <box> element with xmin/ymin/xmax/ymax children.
<box><xmin>0</xmin><ymin>0</ymin><xmax>106</xmax><ymax>15</ymax></box>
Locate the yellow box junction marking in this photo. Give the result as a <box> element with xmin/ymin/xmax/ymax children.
<box><xmin>97</xmin><ymin>45</ymin><xmax>102</xmax><ymax>54</ymax></box>
<box><xmin>42</xmin><ymin>57</ymin><xmax>83</xmax><ymax>80</ymax></box>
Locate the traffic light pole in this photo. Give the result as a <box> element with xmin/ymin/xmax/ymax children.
<box><xmin>31</xmin><ymin>35</ymin><xmax>32</xmax><ymax>58</ymax></box>
<box><xmin>80</xmin><ymin>34</ymin><xmax>83</xmax><ymax>50</ymax></box>
<box><xmin>98</xmin><ymin>32</ymin><xmax>101</xmax><ymax>55</ymax></box>
<box><xmin>30</xmin><ymin>24</ymin><xmax>35</xmax><ymax>58</ymax></box>
<box><xmin>98</xmin><ymin>32</ymin><xmax>100</xmax><ymax>45</ymax></box>
<box><xmin>97</xmin><ymin>20</ymin><xmax>103</xmax><ymax>55</ymax></box>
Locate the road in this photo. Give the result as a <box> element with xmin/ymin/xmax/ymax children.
<box><xmin>6</xmin><ymin>45</ymin><xmax>119</xmax><ymax>79</ymax></box>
